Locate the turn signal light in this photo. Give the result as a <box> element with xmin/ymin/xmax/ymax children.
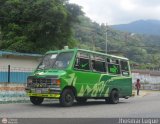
<box><xmin>56</xmin><ymin>79</ymin><xmax>61</xmax><ymax>86</ymax></box>
<box><xmin>52</xmin><ymin>79</ymin><xmax>61</xmax><ymax>86</ymax></box>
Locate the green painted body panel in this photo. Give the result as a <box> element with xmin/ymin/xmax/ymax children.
<box><xmin>26</xmin><ymin>49</ymin><xmax>132</xmax><ymax>98</ymax></box>
<box><xmin>59</xmin><ymin>70</ymin><xmax>132</xmax><ymax>98</ymax></box>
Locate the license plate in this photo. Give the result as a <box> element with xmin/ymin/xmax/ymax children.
<box><xmin>36</xmin><ymin>89</ymin><xmax>41</xmax><ymax>93</ymax></box>
<box><xmin>41</xmin><ymin>88</ymin><xmax>48</xmax><ymax>92</ymax></box>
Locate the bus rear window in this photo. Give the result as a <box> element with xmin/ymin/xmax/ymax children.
<box><xmin>120</xmin><ymin>61</ymin><xmax>130</xmax><ymax>76</ymax></box>
<box><xmin>121</xmin><ymin>61</ymin><xmax>129</xmax><ymax>71</ymax></box>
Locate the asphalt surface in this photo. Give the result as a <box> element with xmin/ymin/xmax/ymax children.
<box><xmin>0</xmin><ymin>91</ymin><xmax>160</xmax><ymax>118</ymax></box>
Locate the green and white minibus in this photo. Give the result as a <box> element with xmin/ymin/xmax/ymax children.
<box><xmin>26</xmin><ymin>48</ymin><xmax>132</xmax><ymax>107</ymax></box>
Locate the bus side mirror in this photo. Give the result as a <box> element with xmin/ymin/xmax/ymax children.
<box><xmin>38</xmin><ymin>64</ymin><xmax>45</xmax><ymax>69</ymax></box>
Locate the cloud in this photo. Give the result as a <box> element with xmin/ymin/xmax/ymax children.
<box><xmin>69</xmin><ymin>0</ymin><xmax>160</xmax><ymax>25</ymax></box>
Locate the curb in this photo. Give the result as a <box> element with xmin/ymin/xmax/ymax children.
<box><xmin>132</xmin><ymin>90</ymin><xmax>150</xmax><ymax>97</ymax></box>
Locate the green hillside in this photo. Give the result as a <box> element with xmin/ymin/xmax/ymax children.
<box><xmin>73</xmin><ymin>16</ymin><xmax>160</xmax><ymax>69</ymax></box>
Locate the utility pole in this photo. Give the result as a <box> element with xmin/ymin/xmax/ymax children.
<box><xmin>92</xmin><ymin>32</ymin><xmax>95</xmax><ymax>51</ymax></box>
<box><xmin>105</xmin><ymin>23</ymin><xmax>108</xmax><ymax>53</ymax></box>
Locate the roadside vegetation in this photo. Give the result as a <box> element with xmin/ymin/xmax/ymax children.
<box><xmin>0</xmin><ymin>0</ymin><xmax>160</xmax><ymax>69</ymax></box>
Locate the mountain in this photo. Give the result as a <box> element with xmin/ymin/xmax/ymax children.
<box><xmin>111</xmin><ymin>20</ymin><xmax>160</xmax><ymax>36</ymax></box>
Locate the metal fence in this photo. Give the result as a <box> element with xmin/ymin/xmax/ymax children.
<box><xmin>0</xmin><ymin>65</ymin><xmax>34</xmax><ymax>84</ymax></box>
<box><xmin>133</xmin><ymin>83</ymin><xmax>160</xmax><ymax>91</ymax></box>
<box><xmin>132</xmin><ymin>69</ymin><xmax>160</xmax><ymax>84</ymax></box>
<box><xmin>0</xmin><ymin>65</ymin><xmax>34</xmax><ymax>103</ymax></box>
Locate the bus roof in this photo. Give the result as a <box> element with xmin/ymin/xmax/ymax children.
<box><xmin>46</xmin><ymin>48</ymin><xmax>129</xmax><ymax>61</ymax></box>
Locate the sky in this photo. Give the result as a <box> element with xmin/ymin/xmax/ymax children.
<box><xmin>69</xmin><ymin>0</ymin><xmax>160</xmax><ymax>25</ymax></box>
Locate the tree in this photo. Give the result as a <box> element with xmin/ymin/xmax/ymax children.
<box><xmin>0</xmin><ymin>0</ymin><xmax>82</xmax><ymax>53</ymax></box>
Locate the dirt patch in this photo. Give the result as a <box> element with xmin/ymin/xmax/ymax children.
<box><xmin>0</xmin><ymin>86</ymin><xmax>25</xmax><ymax>91</ymax></box>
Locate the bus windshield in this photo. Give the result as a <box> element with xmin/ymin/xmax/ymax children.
<box><xmin>37</xmin><ymin>52</ymin><xmax>74</xmax><ymax>70</ymax></box>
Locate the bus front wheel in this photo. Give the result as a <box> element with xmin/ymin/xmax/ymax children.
<box><xmin>108</xmin><ymin>90</ymin><xmax>119</xmax><ymax>104</ymax></box>
<box><xmin>59</xmin><ymin>89</ymin><xmax>75</xmax><ymax>107</ymax></box>
<box><xmin>30</xmin><ymin>96</ymin><xmax>44</xmax><ymax>105</ymax></box>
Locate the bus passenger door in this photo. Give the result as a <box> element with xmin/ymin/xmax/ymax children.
<box><xmin>73</xmin><ymin>56</ymin><xmax>100</xmax><ymax>97</ymax></box>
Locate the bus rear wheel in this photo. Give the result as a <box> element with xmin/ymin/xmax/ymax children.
<box><xmin>108</xmin><ymin>90</ymin><xmax>119</xmax><ymax>104</ymax></box>
<box><xmin>59</xmin><ymin>89</ymin><xmax>75</xmax><ymax>107</ymax></box>
<box><xmin>30</xmin><ymin>96</ymin><xmax>44</xmax><ymax>105</ymax></box>
<box><xmin>76</xmin><ymin>97</ymin><xmax>87</xmax><ymax>104</ymax></box>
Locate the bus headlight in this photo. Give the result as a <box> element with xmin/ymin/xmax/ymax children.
<box><xmin>28</xmin><ymin>79</ymin><xmax>32</xmax><ymax>84</ymax></box>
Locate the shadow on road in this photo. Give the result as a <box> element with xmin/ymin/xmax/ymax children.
<box><xmin>26</xmin><ymin>100</ymin><xmax>129</xmax><ymax>108</ymax></box>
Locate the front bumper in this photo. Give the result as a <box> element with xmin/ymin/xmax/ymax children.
<box><xmin>25</xmin><ymin>87</ymin><xmax>61</xmax><ymax>98</ymax></box>
<box><xmin>27</xmin><ymin>93</ymin><xmax>60</xmax><ymax>98</ymax></box>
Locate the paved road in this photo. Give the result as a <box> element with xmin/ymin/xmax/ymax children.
<box><xmin>0</xmin><ymin>91</ymin><xmax>160</xmax><ymax>118</ymax></box>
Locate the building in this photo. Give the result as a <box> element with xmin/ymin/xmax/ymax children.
<box><xmin>0</xmin><ymin>51</ymin><xmax>42</xmax><ymax>69</ymax></box>
<box><xmin>0</xmin><ymin>51</ymin><xmax>42</xmax><ymax>83</ymax></box>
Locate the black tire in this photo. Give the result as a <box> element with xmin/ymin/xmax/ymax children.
<box><xmin>76</xmin><ymin>97</ymin><xmax>87</xmax><ymax>104</ymax></box>
<box><xmin>30</xmin><ymin>96</ymin><xmax>44</xmax><ymax>105</ymax></box>
<box><xmin>59</xmin><ymin>89</ymin><xmax>75</xmax><ymax>107</ymax></box>
<box><xmin>109</xmin><ymin>90</ymin><xmax>119</xmax><ymax>104</ymax></box>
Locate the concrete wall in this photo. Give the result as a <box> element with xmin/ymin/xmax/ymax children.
<box><xmin>132</xmin><ymin>72</ymin><xmax>160</xmax><ymax>84</ymax></box>
<box><xmin>0</xmin><ymin>55</ymin><xmax>40</xmax><ymax>70</ymax></box>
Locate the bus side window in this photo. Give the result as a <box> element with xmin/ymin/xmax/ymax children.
<box><xmin>74</xmin><ymin>57</ymin><xmax>90</xmax><ymax>70</ymax></box>
<box><xmin>107</xmin><ymin>59</ymin><xmax>120</xmax><ymax>75</ymax></box>
<box><xmin>116</xmin><ymin>60</ymin><xmax>119</xmax><ymax>64</ymax></box>
<box><xmin>108</xmin><ymin>63</ymin><xmax>121</xmax><ymax>74</ymax></box>
<box><xmin>92</xmin><ymin>60</ymin><xmax>106</xmax><ymax>72</ymax></box>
